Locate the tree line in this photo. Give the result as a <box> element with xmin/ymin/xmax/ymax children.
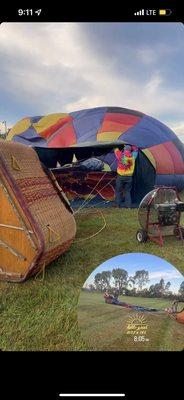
<box><xmin>84</xmin><ymin>268</ymin><xmax>184</xmax><ymax>300</ymax></box>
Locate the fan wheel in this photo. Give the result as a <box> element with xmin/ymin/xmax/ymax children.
<box><xmin>136</xmin><ymin>229</ymin><xmax>148</xmax><ymax>243</ymax></box>
<box><xmin>173</xmin><ymin>226</ymin><xmax>184</xmax><ymax>239</ymax></box>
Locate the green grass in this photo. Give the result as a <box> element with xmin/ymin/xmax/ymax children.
<box><xmin>78</xmin><ymin>292</ymin><xmax>184</xmax><ymax>351</ymax></box>
<box><xmin>0</xmin><ymin>207</ymin><xmax>184</xmax><ymax>351</ymax></box>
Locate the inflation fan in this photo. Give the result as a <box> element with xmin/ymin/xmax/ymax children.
<box><xmin>136</xmin><ymin>187</ymin><xmax>184</xmax><ymax>246</ymax></box>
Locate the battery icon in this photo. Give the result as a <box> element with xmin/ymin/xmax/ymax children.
<box><xmin>159</xmin><ymin>9</ymin><xmax>172</xmax><ymax>16</ymax></box>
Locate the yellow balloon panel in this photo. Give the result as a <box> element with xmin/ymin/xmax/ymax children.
<box><xmin>33</xmin><ymin>113</ymin><xmax>68</xmax><ymax>134</ymax></box>
<box><xmin>7</xmin><ymin>118</ymin><xmax>31</xmax><ymax>140</ymax></box>
<box><xmin>142</xmin><ymin>148</ymin><xmax>156</xmax><ymax>168</ymax></box>
<box><xmin>97</xmin><ymin>131</ymin><xmax>123</xmax><ymax>142</ymax></box>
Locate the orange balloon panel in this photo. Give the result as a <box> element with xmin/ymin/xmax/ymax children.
<box><xmin>163</xmin><ymin>141</ymin><xmax>184</xmax><ymax>174</ymax></box>
<box><xmin>99</xmin><ymin>121</ymin><xmax>133</xmax><ymax>133</ymax></box>
<box><xmin>149</xmin><ymin>142</ymin><xmax>182</xmax><ymax>174</ymax></box>
<box><xmin>48</xmin><ymin>124</ymin><xmax>76</xmax><ymax>148</ymax></box>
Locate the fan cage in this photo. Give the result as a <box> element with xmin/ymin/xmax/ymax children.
<box><xmin>138</xmin><ymin>187</ymin><xmax>181</xmax><ymax>235</ymax></box>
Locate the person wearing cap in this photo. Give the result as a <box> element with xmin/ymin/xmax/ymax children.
<box><xmin>114</xmin><ymin>144</ymin><xmax>138</xmax><ymax>208</ymax></box>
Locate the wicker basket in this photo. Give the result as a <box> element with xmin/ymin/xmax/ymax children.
<box><xmin>0</xmin><ymin>141</ymin><xmax>76</xmax><ymax>282</ymax></box>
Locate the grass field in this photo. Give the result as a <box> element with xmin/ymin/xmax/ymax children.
<box><xmin>0</xmin><ymin>207</ymin><xmax>184</xmax><ymax>351</ymax></box>
<box><xmin>78</xmin><ymin>291</ymin><xmax>184</xmax><ymax>351</ymax></box>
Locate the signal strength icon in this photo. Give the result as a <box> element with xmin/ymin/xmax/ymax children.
<box><xmin>134</xmin><ymin>9</ymin><xmax>144</xmax><ymax>16</ymax></box>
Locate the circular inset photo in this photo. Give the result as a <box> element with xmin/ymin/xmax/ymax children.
<box><xmin>78</xmin><ymin>253</ymin><xmax>184</xmax><ymax>351</ymax></box>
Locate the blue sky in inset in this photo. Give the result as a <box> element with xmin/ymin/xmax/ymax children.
<box><xmin>0</xmin><ymin>22</ymin><xmax>184</xmax><ymax>140</ymax></box>
<box><xmin>84</xmin><ymin>253</ymin><xmax>183</xmax><ymax>293</ymax></box>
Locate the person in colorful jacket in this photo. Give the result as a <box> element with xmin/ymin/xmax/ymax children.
<box><xmin>114</xmin><ymin>144</ymin><xmax>138</xmax><ymax>208</ymax></box>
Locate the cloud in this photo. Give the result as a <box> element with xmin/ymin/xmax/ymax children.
<box><xmin>135</xmin><ymin>42</ymin><xmax>178</xmax><ymax>67</ymax></box>
<box><xmin>149</xmin><ymin>270</ymin><xmax>183</xmax><ymax>280</ymax></box>
<box><xmin>136</xmin><ymin>47</ymin><xmax>158</xmax><ymax>66</ymax></box>
<box><xmin>169</xmin><ymin>121</ymin><xmax>184</xmax><ymax>141</ymax></box>
<box><xmin>145</xmin><ymin>71</ymin><xmax>163</xmax><ymax>94</ymax></box>
<box><xmin>0</xmin><ymin>22</ymin><xmax>184</xmax><ymax>139</ymax></box>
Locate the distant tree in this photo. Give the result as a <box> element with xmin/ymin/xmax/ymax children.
<box><xmin>112</xmin><ymin>268</ymin><xmax>128</xmax><ymax>295</ymax></box>
<box><xmin>164</xmin><ymin>281</ymin><xmax>171</xmax><ymax>295</ymax></box>
<box><xmin>179</xmin><ymin>281</ymin><xmax>184</xmax><ymax>297</ymax></box>
<box><xmin>94</xmin><ymin>273</ymin><xmax>104</xmax><ymax>291</ymax></box>
<box><xmin>128</xmin><ymin>288</ymin><xmax>137</xmax><ymax>297</ymax></box>
<box><xmin>133</xmin><ymin>270</ymin><xmax>149</xmax><ymax>291</ymax></box>
<box><xmin>149</xmin><ymin>278</ymin><xmax>165</xmax><ymax>297</ymax></box>
<box><xmin>138</xmin><ymin>288</ymin><xmax>149</xmax><ymax>298</ymax></box>
<box><xmin>101</xmin><ymin>271</ymin><xmax>112</xmax><ymax>289</ymax></box>
<box><xmin>94</xmin><ymin>271</ymin><xmax>111</xmax><ymax>291</ymax></box>
<box><xmin>159</xmin><ymin>278</ymin><xmax>166</xmax><ymax>296</ymax></box>
<box><xmin>148</xmin><ymin>279</ymin><xmax>173</xmax><ymax>298</ymax></box>
<box><xmin>149</xmin><ymin>284</ymin><xmax>156</xmax><ymax>297</ymax></box>
<box><xmin>88</xmin><ymin>284</ymin><xmax>95</xmax><ymax>291</ymax></box>
<box><xmin>128</xmin><ymin>276</ymin><xmax>136</xmax><ymax>290</ymax></box>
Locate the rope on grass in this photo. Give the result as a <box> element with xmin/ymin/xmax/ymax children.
<box><xmin>84</xmin><ymin>199</ymin><xmax>111</xmax><ymax>209</ymax></box>
<box><xmin>74</xmin><ymin>209</ymin><xmax>107</xmax><ymax>243</ymax></box>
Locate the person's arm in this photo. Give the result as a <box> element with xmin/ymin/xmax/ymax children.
<box><xmin>114</xmin><ymin>148</ymin><xmax>122</xmax><ymax>161</ymax></box>
<box><xmin>131</xmin><ymin>146</ymin><xmax>138</xmax><ymax>160</ymax></box>
<box><xmin>132</xmin><ymin>150</ymin><xmax>138</xmax><ymax>160</ymax></box>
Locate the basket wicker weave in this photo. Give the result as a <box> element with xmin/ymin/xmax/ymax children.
<box><xmin>0</xmin><ymin>141</ymin><xmax>76</xmax><ymax>282</ymax></box>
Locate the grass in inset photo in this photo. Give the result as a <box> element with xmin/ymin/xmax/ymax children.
<box><xmin>78</xmin><ymin>291</ymin><xmax>184</xmax><ymax>351</ymax></box>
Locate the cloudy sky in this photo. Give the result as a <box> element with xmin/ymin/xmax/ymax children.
<box><xmin>84</xmin><ymin>253</ymin><xmax>183</xmax><ymax>293</ymax></box>
<box><xmin>0</xmin><ymin>22</ymin><xmax>184</xmax><ymax>140</ymax></box>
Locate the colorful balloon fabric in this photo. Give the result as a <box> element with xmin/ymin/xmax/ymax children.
<box><xmin>54</xmin><ymin>169</ymin><xmax>116</xmax><ymax>203</ymax></box>
<box><xmin>7</xmin><ymin>107</ymin><xmax>184</xmax><ymax>191</ymax></box>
